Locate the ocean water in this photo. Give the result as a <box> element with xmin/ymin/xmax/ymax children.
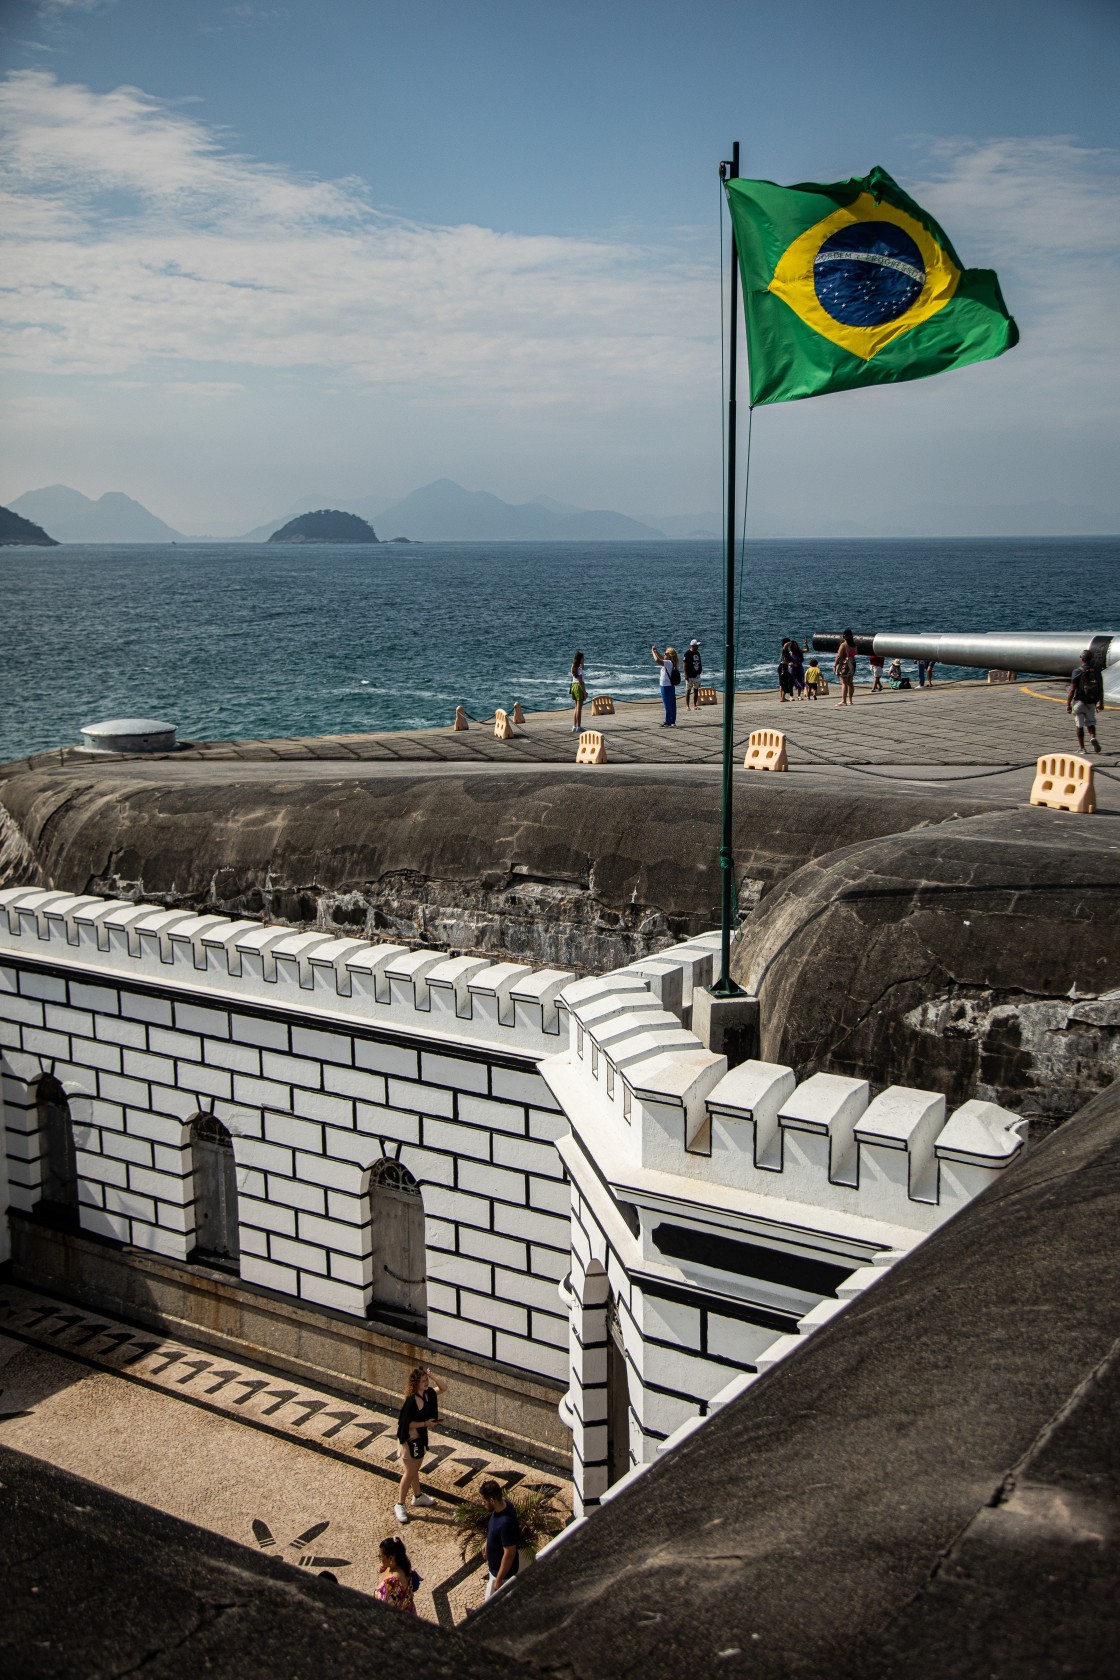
<box><xmin>0</xmin><ymin>537</ymin><xmax>1116</xmax><ymax>763</ymax></box>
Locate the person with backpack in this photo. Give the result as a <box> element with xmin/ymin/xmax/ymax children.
<box><xmin>651</xmin><ymin>644</ymin><xmax>680</xmax><ymax>727</ymax></box>
<box><xmin>1067</xmin><ymin>651</ymin><xmax>1104</xmax><ymax>753</ymax></box>
<box><xmin>683</xmin><ymin>640</ymin><xmax>703</xmax><ymax>710</ymax></box>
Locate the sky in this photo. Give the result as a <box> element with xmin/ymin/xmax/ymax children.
<box><xmin>0</xmin><ymin>0</ymin><xmax>1117</xmax><ymax>536</ymax></box>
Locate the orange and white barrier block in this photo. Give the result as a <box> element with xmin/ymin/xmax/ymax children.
<box><xmin>744</xmin><ymin>729</ymin><xmax>788</xmax><ymax>772</ymax></box>
<box><xmin>1030</xmin><ymin>753</ymin><xmax>1095</xmax><ymax>814</ymax></box>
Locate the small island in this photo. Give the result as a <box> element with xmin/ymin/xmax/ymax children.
<box><xmin>0</xmin><ymin>505</ymin><xmax>58</xmax><ymax>546</ymax></box>
<box><xmin>268</xmin><ymin>509</ymin><xmax>379</xmax><ymax>544</ymax></box>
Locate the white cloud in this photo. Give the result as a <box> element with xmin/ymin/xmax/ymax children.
<box><xmin>0</xmin><ymin>70</ymin><xmax>715</xmax><ymax>410</ymax></box>
<box><xmin>914</xmin><ymin>136</ymin><xmax>1120</xmax><ymax>408</ymax></box>
<box><xmin>36</xmin><ymin>1</ymin><xmax>118</xmax><ymax>14</ymax></box>
<box><xmin>0</xmin><ymin>72</ymin><xmax>1115</xmax><ymax>526</ymax></box>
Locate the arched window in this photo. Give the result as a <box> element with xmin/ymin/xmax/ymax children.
<box><xmin>368</xmin><ymin>1158</ymin><xmax>427</xmax><ymax>1330</ymax></box>
<box><xmin>36</xmin><ymin>1073</ymin><xmax>79</xmax><ymax>1225</ymax></box>
<box><xmin>190</xmin><ymin>1114</ymin><xmax>240</xmax><ymax>1270</ymax></box>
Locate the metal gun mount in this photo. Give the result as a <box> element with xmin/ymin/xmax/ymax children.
<box><xmin>811</xmin><ymin>631</ymin><xmax>1120</xmax><ymax>701</ymax></box>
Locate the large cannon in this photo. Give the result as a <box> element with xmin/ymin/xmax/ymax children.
<box><xmin>811</xmin><ymin>630</ymin><xmax>1119</xmax><ymax>699</ymax></box>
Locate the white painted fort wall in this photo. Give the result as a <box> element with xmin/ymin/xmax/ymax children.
<box><xmin>0</xmin><ymin>887</ymin><xmax>1029</xmax><ymax>1508</ymax></box>
<box><xmin>0</xmin><ymin>888</ymin><xmax>575</xmax><ymax>1382</ymax></box>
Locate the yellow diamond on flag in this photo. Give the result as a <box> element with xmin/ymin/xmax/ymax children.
<box><xmin>768</xmin><ymin>192</ymin><xmax>961</xmax><ymax>362</ymax></box>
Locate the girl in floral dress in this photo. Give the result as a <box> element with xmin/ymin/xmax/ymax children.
<box><xmin>375</xmin><ymin>1535</ymin><xmax>417</xmax><ymax>1614</ymax></box>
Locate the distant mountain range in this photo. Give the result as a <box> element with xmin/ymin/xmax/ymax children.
<box><xmin>242</xmin><ymin>481</ymin><xmax>667</xmax><ymax>541</ymax></box>
<box><xmin>9</xmin><ymin>485</ymin><xmax>184</xmax><ymax>544</ymax></box>
<box><xmin>6</xmin><ymin>480</ymin><xmax>1116</xmax><ymax>544</ymax></box>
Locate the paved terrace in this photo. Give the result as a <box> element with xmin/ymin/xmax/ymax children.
<box><xmin>0</xmin><ymin>1281</ymin><xmax>569</xmax><ymax>1627</ymax></box>
<box><xmin>13</xmin><ymin>678</ymin><xmax>1120</xmax><ymax>811</ymax></box>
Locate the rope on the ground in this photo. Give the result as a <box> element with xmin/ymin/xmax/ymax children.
<box><xmin>737</xmin><ymin>730</ymin><xmax>1044</xmax><ymax>785</ymax></box>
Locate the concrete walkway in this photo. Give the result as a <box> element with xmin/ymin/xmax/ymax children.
<box><xmin>0</xmin><ymin>1282</ymin><xmax>570</xmax><ymax>1626</ymax></box>
<box><xmin>18</xmin><ymin>680</ymin><xmax>1120</xmax><ymax>814</ymax></box>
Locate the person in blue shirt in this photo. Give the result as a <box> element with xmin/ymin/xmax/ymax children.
<box><xmin>481</xmin><ymin>1479</ymin><xmax>521</xmax><ymax>1600</ymax></box>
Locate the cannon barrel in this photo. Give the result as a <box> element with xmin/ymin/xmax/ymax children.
<box><xmin>811</xmin><ymin>630</ymin><xmax>1119</xmax><ymax>696</ymax></box>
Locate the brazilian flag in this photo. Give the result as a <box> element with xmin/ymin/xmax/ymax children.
<box><xmin>725</xmin><ymin>166</ymin><xmax>1018</xmax><ymax>407</ymax></box>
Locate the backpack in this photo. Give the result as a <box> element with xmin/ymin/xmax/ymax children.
<box><xmin>670</xmin><ymin>664</ymin><xmax>681</xmax><ymax>686</ymax></box>
<box><xmin>1077</xmin><ymin>666</ymin><xmax>1103</xmax><ymax>705</ymax></box>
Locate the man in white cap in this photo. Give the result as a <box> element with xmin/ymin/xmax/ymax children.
<box><xmin>683</xmin><ymin>639</ymin><xmax>703</xmax><ymax>710</ymax></box>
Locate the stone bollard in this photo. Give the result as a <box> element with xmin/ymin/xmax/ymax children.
<box><xmin>576</xmin><ymin>731</ymin><xmax>607</xmax><ymax>765</ymax></box>
<box><xmin>494</xmin><ymin>709</ymin><xmax>514</xmax><ymax>741</ymax></box>
<box><xmin>453</xmin><ymin>706</ymin><xmax>469</xmax><ymax>731</ymax></box>
<box><xmin>512</xmin><ymin>702</ymin><xmax>526</xmax><ymax>723</ymax></box>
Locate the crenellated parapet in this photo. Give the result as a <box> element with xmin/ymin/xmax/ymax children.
<box><xmin>553</xmin><ymin>954</ymin><xmax>1027</xmax><ymax>1232</ymax></box>
<box><xmin>0</xmin><ymin>888</ymin><xmax>574</xmax><ymax>1058</ymax></box>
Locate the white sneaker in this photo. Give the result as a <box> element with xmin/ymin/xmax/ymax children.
<box><xmin>394</xmin><ymin>1502</ymin><xmax>410</xmax><ymax>1524</ymax></box>
<box><xmin>411</xmin><ymin>1493</ymin><xmax>435</xmax><ymax>1507</ymax></box>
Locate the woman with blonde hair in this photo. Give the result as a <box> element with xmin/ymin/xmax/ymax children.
<box><xmin>394</xmin><ymin>1364</ymin><xmax>446</xmax><ymax>1524</ymax></box>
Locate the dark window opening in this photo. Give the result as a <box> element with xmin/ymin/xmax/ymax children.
<box><xmin>652</xmin><ymin>1222</ymin><xmax>854</xmax><ymax>1298</ymax></box>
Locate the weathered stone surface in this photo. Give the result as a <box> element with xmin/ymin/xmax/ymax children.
<box><xmin>0</xmin><ymin>761</ymin><xmax>1001</xmax><ymax>973</ymax></box>
<box><xmin>0</xmin><ymin>1444</ymin><xmax>521</xmax><ymax>1680</ymax></box>
<box><xmin>475</xmin><ymin>1077</ymin><xmax>1120</xmax><ymax>1679</ymax></box>
<box><xmin>731</xmin><ymin>806</ymin><xmax>1120</xmax><ymax>1127</ymax></box>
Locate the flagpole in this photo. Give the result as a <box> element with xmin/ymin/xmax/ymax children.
<box><xmin>714</xmin><ymin>141</ymin><xmax>744</xmax><ymax>999</ymax></box>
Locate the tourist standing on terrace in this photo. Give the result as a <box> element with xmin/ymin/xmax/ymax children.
<box><xmin>869</xmin><ymin>649</ymin><xmax>885</xmax><ymax>692</ymax></box>
<box><xmin>395</xmin><ymin>1365</ymin><xmax>446</xmax><ymax>1523</ymax></box>
<box><xmin>652</xmin><ymin>644</ymin><xmax>680</xmax><ymax>726</ymax></box>
<box><xmin>834</xmin><ymin>629</ymin><xmax>858</xmax><ymax>707</ymax></box>
<box><xmin>570</xmin><ymin>651</ymin><xmax>587</xmax><ymax>733</ymax></box>
<box><xmin>788</xmin><ymin>637</ymin><xmax>805</xmax><ymax>698</ymax></box>
<box><xmin>1068</xmin><ymin>651</ymin><xmax>1104</xmax><ymax>754</ymax></box>
<box><xmin>683</xmin><ymin>640</ymin><xmax>703</xmax><ymax>709</ymax></box>
<box><xmin>778</xmin><ymin>643</ymin><xmax>795</xmax><ymax>702</ymax></box>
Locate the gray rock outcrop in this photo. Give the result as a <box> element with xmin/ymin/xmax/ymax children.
<box><xmin>732</xmin><ymin>806</ymin><xmax>1120</xmax><ymax>1129</ymax></box>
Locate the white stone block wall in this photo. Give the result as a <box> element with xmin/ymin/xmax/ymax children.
<box><xmin>0</xmin><ymin>887</ymin><xmax>1037</xmax><ymax>1511</ymax></box>
<box><xmin>0</xmin><ymin>889</ymin><xmax>574</xmax><ymax>1383</ymax></box>
<box><xmin>547</xmin><ymin>970</ymin><xmax>1030</xmax><ymax>1511</ymax></box>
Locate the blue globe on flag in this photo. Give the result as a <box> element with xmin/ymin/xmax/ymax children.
<box><xmin>813</xmin><ymin>222</ymin><xmax>926</xmax><ymax>327</ymax></box>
